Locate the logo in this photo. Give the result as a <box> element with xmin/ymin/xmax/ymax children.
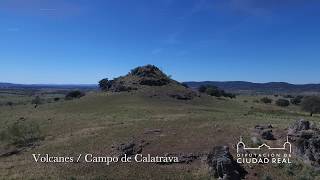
<box><xmin>236</xmin><ymin>136</ymin><xmax>292</xmax><ymax>164</ymax></box>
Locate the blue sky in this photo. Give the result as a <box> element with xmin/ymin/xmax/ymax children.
<box><xmin>1</xmin><ymin>0</ymin><xmax>320</xmax><ymax>84</ymax></box>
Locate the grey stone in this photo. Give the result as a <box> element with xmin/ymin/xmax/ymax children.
<box><xmin>207</xmin><ymin>146</ymin><xmax>247</xmax><ymax>180</ymax></box>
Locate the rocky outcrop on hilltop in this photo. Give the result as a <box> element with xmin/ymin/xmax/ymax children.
<box><xmin>101</xmin><ymin>65</ymin><xmax>197</xmax><ymax>100</ymax></box>
<box><xmin>288</xmin><ymin>119</ymin><xmax>320</xmax><ymax>167</ymax></box>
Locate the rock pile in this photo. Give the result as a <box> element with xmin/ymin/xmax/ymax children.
<box><xmin>288</xmin><ymin>119</ymin><xmax>320</xmax><ymax>167</ymax></box>
<box><xmin>207</xmin><ymin>146</ymin><xmax>246</xmax><ymax>180</ymax></box>
<box><xmin>130</xmin><ymin>65</ymin><xmax>171</xmax><ymax>86</ymax></box>
<box><xmin>254</xmin><ymin>124</ymin><xmax>275</xmax><ymax>140</ymax></box>
<box><xmin>113</xmin><ymin>139</ymin><xmax>149</xmax><ymax>158</ymax></box>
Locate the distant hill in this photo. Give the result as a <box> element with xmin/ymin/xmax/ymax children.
<box><xmin>0</xmin><ymin>82</ymin><xmax>97</xmax><ymax>90</ymax></box>
<box><xmin>184</xmin><ymin>81</ymin><xmax>320</xmax><ymax>94</ymax></box>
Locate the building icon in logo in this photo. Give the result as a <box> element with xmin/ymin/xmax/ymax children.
<box><xmin>237</xmin><ymin>136</ymin><xmax>292</xmax><ymax>154</ymax></box>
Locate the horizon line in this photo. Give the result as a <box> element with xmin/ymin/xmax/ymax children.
<box><xmin>2</xmin><ymin>80</ymin><xmax>320</xmax><ymax>86</ymax></box>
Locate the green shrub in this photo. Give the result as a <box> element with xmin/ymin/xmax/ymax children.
<box><xmin>260</xmin><ymin>97</ymin><xmax>272</xmax><ymax>104</ymax></box>
<box><xmin>198</xmin><ymin>85</ymin><xmax>236</xmax><ymax>98</ymax></box>
<box><xmin>31</xmin><ymin>96</ymin><xmax>42</xmax><ymax>105</ymax></box>
<box><xmin>198</xmin><ymin>85</ymin><xmax>208</xmax><ymax>93</ymax></box>
<box><xmin>205</xmin><ymin>86</ymin><xmax>222</xmax><ymax>97</ymax></box>
<box><xmin>291</xmin><ymin>95</ymin><xmax>303</xmax><ymax>105</ymax></box>
<box><xmin>65</xmin><ymin>91</ymin><xmax>85</xmax><ymax>100</ymax></box>
<box><xmin>0</xmin><ymin>120</ymin><xmax>42</xmax><ymax>147</ymax></box>
<box><xmin>283</xmin><ymin>95</ymin><xmax>294</xmax><ymax>98</ymax></box>
<box><xmin>6</xmin><ymin>101</ymin><xmax>13</xmax><ymax>106</ymax></box>
<box><xmin>276</xmin><ymin>99</ymin><xmax>290</xmax><ymax>107</ymax></box>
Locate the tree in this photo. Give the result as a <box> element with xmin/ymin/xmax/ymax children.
<box><xmin>198</xmin><ymin>85</ymin><xmax>208</xmax><ymax>93</ymax></box>
<box><xmin>301</xmin><ymin>96</ymin><xmax>320</xmax><ymax>116</ymax></box>
<box><xmin>198</xmin><ymin>85</ymin><xmax>235</xmax><ymax>98</ymax></box>
<box><xmin>6</xmin><ymin>101</ymin><xmax>13</xmax><ymax>107</ymax></box>
<box><xmin>205</xmin><ymin>86</ymin><xmax>222</xmax><ymax>97</ymax></box>
<box><xmin>65</xmin><ymin>91</ymin><xmax>85</xmax><ymax>100</ymax></box>
<box><xmin>53</xmin><ymin>97</ymin><xmax>60</xmax><ymax>102</ymax></box>
<box><xmin>99</xmin><ymin>78</ymin><xmax>110</xmax><ymax>91</ymax></box>
<box><xmin>260</xmin><ymin>97</ymin><xmax>272</xmax><ymax>104</ymax></box>
<box><xmin>31</xmin><ymin>96</ymin><xmax>42</xmax><ymax>108</ymax></box>
<box><xmin>276</xmin><ymin>99</ymin><xmax>290</xmax><ymax>107</ymax></box>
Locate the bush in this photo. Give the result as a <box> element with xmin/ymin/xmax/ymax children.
<box><xmin>276</xmin><ymin>99</ymin><xmax>290</xmax><ymax>107</ymax></box>
<box><xmin>260</xmin><ymin>97</ymin><xmax>272</xmax><ymax>104</ymax></box>
<box><xmin>53</xmin><ymin>97</ymin><xmax>60</xmax><ymax>102</ymax></box>
<box><xmin>65</xmin><ymin>91</ymin><xmax>85</xmax><ymax>100</ymax></box>
<box><xmin>291</xmin><ymin>95</ymin><xmax>303</xmax><ymax>105</ymax></box>
<box><xmin>31</xmin><ymin>96</ymin><xmax>42</xmax><ymax>105</ymax></box>
<box><xmin>6</xmin><ymin>101</ymin><xmax>13</xmax><ymax>106</ymax></box>
<box><xmin>198</xmin><ymin>85</ymin><xmax>236</xmax><ymax>98</ymax></box>
<box><xmin>0</xmin><ymin>120</ymin><xmax>42</xmax><ymax>147</ymax></box>
<box><xmin>205</xmin><ymin>86</ymin><xmax>222</xmax><ymax>97</ymax></box>
<box><xmin>283</xmin><ymin>95</ymin><xmax>294</xmax><ymax>99</ymax></box>
<box><xmin>301</xmin><ymin>96</ymin><xmax>320</xmax><ymax>116</ymax></box>
<box><xmin>198</xmin><ymin>85</ymin><xmax>209</xmax><ymax>93</ymax></box>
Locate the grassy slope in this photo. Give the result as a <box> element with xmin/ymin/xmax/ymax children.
<box><xmin>0</xmin><ymin>92</ymin><xmax>319</xmax><ymax>179</ymax></box>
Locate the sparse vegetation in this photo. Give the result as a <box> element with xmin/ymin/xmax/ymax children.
<box><xmin>0</xmin><ymin>120</ymin><xmax>42</xmax><ymax>147</ymax></box>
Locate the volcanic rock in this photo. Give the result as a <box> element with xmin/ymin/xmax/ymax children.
<box><xmin>207</xmin><ymin>146</ymin><xmax>246</xmax><ymax>180</ymax></box>
<box><xmin>261</xmin><ymin>129</ymin><xmax>275</xmax><ymax>140</ymax></box>
<box><xmin>288</xmin><ymin>119</ymin><xmax>320</xmax><ymax>167</ymax></box>
<box><xmin>254</xmin><ymin>124</ymin><xmax>275</xmax><ymax>140</ymax></box>
<box><xmin>115</xmin><ymin>140</ymin><xmax>148</xmax><ymax>158</ymax></box>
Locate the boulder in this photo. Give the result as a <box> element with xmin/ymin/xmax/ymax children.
<box><xmin>261</xmin><ymin>129</ymin><xmax>275</xmax><ymax>140</ymax></box>
<box><xmin>207</xmin><ymin>146</ymin><xmax>246</xmax><ymax>180</ymax></box>
<box><xmin>115</xmin><ymin>140</ymin><xmax>148</xmax><ymax>158</ymax></box>
<box><xmin>254</xmin><ymin>124</ymin><xmax>276</xmax><ymax>140</ymax></box>
<box><xmin>288</xmin><ymin>119</ymin><xmax>320</xmax><ymax>167</ymax></box>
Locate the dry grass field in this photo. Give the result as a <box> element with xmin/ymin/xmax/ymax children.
<box><xmin>0</xmin><ymin>89</ymin><xmax>319</xmax><ymax>180</ymax></box>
